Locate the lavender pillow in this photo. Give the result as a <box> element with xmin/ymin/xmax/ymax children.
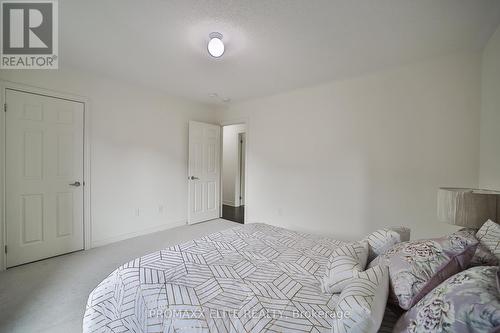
<box><xmin>394</xmin><ymin>266</ymin><xmax>500</xmax><ymax>333</ymax></box>
<box><xmin>457</xmin><ymin>228</ymin><xmax>499</xmax><ymax>267</ymax></box>
<box><xmin>379</xmin><ymin>231</ymin><xmax>478</xmax><ymax>310</ymax></box>
<box><xmin>470</xmin><ymin>243</ymin><xmax>498</xmax><ymax>267</ymax></box>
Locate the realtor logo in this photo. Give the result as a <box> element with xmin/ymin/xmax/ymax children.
<box><xmin>1</xmin><ymin>0</ymin><xmax>58</xmax><ymax>69</ymax></box>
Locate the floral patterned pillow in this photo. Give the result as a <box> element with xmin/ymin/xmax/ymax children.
<box><xmin>394</xmin><ymin>266</ymin><xmax>500</xmax><ymax>333</ymax></box>
<box><xmin>457</xmin><ymin>228</ymin><xmax>499</xmax><ymax>267</ymax></box>
<box><xmin>379</xmin><ymin>231</ymin><xmax>478</xmax><ymax>310</ymax></box>
<box><xmin>472</xmin><ymin>243</ymin><xmax>500</xmax><ymax>266</ymax></box>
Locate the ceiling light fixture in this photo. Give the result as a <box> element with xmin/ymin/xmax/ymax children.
<box><xmin>207</xmin><ymin>32</ymin><xmax>224</xmax><ymax>58</ymax></box>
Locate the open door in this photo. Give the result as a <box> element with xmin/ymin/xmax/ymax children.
<box><xmin>188</xmin><ymin>121</ymin><xmax>221</xmax><ymax>224</ymax></box>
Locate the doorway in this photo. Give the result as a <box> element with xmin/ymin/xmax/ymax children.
<box><xmin>221</xmin><ymin>124</ymin><xmax>246</xmax><ymax>224</ymax></box>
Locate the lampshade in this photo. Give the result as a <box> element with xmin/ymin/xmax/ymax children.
<box><xmin>437</xmin><ymin>188</ymin><xmax>499</xmax><ymax>228</ymax></box>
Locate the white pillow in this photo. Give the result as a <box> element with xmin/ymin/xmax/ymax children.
<box><xmin>388</xmin><ymin>226</ymin><xmax>410</xmax><ymax>242</ymax></box>
<box><xmin>321</xmin><ymin>241</ymin><xmax>369</xmax><ymax>293</ymax></box>
<box><xmin>476</xmin><ymin>219</ymin><xmax>500</xmax><ymax>260</ymax></box>
<box><xmin>364</xmin><ymin>227</ymin><xmax>410</xmax><ymax>262</ymax></box>
<box><xmin>331</xmin><ymin>265</ymin><xmax>390</xmax><ymax>333</ymax></box>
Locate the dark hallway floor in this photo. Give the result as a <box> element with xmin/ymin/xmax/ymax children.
<box><xmin>222</xmin><ymin>205</ymin><xmax>244</xmax><ymax>224</ymax></box>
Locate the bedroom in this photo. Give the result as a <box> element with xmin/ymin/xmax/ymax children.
<box><xmin>0</xmin><ymin>0</ymin><xmax>499</xmax><ymax>332</ymax></box>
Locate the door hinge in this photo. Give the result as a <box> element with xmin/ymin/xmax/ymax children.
<box><xmin>4</xmin><ymin>245</ymin><xmax>7</xmax><ymax>254</ymax></box>
<box><xmin>3</xmin><ymin>103</ymin><xmax>6</xmax><ymax>112</ymax></box>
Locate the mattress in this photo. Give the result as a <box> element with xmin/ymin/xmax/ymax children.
<box><xmin>83</xmin><ymin>223</ymin><xmax>398</xmax><ymax>332</ymax></box>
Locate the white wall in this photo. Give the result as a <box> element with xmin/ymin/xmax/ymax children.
<box><xmin>222</xmin><ymin>124</ymin><xmax>246</xmax><ymax>206</ymax></box>
<box><xmin>217</xmin><ymin>52</ymin><xmax>481</xmax><ymax>240</ymax></box>
<box><xmin>0</xmin><ymin>48</ymin><xmax>487</xmax><ymax>268</ymax></box>
<box><xmin>479</xmin><ymin>25</ymin><xmax>500</xmax><ymax>191</ymax></box>
<box><xmin>0</xmin><ymin>69</ymin><xmax>217</xmax><ymax>258</ymax></box>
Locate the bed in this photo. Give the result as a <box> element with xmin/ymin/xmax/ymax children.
<box><xmin>83</xmin><ymin>223</ymin><xmax>399</xmax><ymax>333</ymax></box>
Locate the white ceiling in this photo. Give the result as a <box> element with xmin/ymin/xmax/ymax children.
<box><xmin>60</xmin><ymin>0</ymin><xmax>500</xmax><ymax>104</ymax></box>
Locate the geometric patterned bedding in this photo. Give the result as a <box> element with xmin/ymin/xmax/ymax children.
<box><xmin>83</xmin><ymin>223</ymin><xmax>398</xmax><ymax>332</ymax></box>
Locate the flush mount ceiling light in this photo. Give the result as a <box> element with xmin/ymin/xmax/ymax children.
<box><xmin>207</xmin><ymin>32</ymin><xmax>224</xmax><ymax>58</ymax></box>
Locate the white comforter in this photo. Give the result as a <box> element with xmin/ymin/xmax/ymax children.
<box><xmin>83</xmin><ymin>223</ymin><xmax>397</xmax><ymax>333</ymax></box>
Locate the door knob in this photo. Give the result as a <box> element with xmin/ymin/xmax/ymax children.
<box><xmin>189</xmin><ymin>176</ymin><xmax>199</xmax><ymax>180</ymax></box>
<box><xmin>69</xmin><ymin>181</ymin><xmax>81</xmax><ymax>187</ymax></box>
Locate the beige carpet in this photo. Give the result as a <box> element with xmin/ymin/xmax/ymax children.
<box><xmin>0</xmin><ymin>218</ymin><xmax>238</xmax><ymax>333</ymax></box>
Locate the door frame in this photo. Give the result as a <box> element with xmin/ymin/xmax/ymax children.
<box><xmin>0</xmin><ymin>81</ymin><xmax>92</xmax><ymax>271</ymax></box>
<box><xmin>238</xmin><ymin>132</ymin><xmax>245</xmax><ymax>206</ymax></box>
<box><xmin>219</xmin><ymin>118</ymin><xmax>249</xmax><ymax>223</ymax></box>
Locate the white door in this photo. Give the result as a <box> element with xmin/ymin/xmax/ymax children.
<box><xmin>188</xmin><ymin>121</ymin><xmax>220</xmax><ymax>224</ymax></box>
<box><xmin>6</xmin><ymin>89</ymin><xmax>84</xmax><ymax>267</ymax></box>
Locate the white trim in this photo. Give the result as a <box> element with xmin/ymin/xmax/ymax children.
<box><xmin>236</xmin><ymin>132</ymin><xmax>246</xmax><ymax>206</ymax></box>
<box><xmin>219</xmin><ymin>117</ymin><xmax>250</xmax><ymax>224</ymax></box>
<box><xmin>0</xmin><ymin>80</ymin><xmax>91</xmax><ymax>271</ymax></box>
<box><xmin>91</xmin><ymin>220</ymin><xmax>186</xmax><ymax>248</ymax></box>
<box><xmin>83</xmin><ymin>97</ymin><xmax>92</xmax><ymax>251</ymax></box>
<box><xmin>0</xmin><ymin>84</ymin><xmax>4</xmax><ymax>271</ymax></box>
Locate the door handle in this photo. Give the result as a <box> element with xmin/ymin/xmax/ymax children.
<box><xmin>69</xmin><ymin>181</ymin><xmax>81</xmax><ymax>187</ymax></box>
<box><xmin>189</xmin><ymin>176</ymin><xmax>199</xmax><ymax>180</ymax></box>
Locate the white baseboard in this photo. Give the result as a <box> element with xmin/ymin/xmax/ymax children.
<box><xmin>91</xmin><ymin>219</ymin><xmax>186</xmax><ymax>248</ymax></box>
